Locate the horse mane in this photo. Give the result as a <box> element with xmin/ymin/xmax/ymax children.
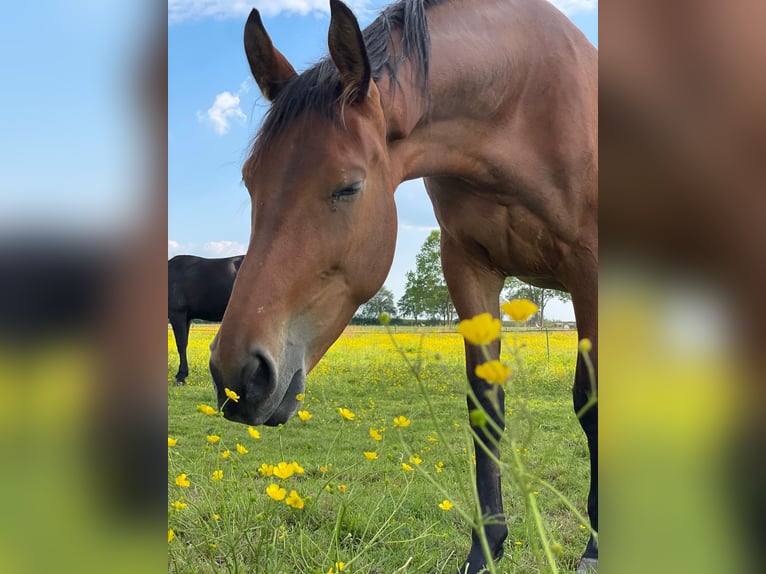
<box><xmin>249</xmin><ymin>0</ymin><xmax>447</xmax><ymax>166</ymax></box>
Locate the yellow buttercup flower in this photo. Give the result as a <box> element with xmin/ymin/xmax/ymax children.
<box><xmin>224</xmin><ymin>388</ymin><xmax>240</xmax><ymax>402</ymax></box>
<box><xmin>338</xmin><ymin>484</ymin><xmax>347</xmax><ymax>492</ymax></box>
<box><xmin>206</xmin><ymin>434</ymin><xmax>221</xmax><ymax>443</ymax></box>
<box><xmin>393</xmin><ymin>416</ymin><xmax>411</xmax><ymax>428</ymax></box>
<box><xmin>211</xmin><ymin>469</ymin><xmax>223</xmax><ymax>481</ymax></box>
<box><xmin>168</xmin><ymin>529</ymin><xmax>175</xmax><ymax>543</ymax></box>
<box><xmin>319</xmin><ymin>465</ymin><xmax>329</xmax><ymax>474</ymax></box>
<box><xmin>363</xmin><ymin>451</ymin><xmax>378</xmax><ymax>460</ymax></box>
<box><xmin>338</xmin><ymin>407</ymin><xmax>355</xmax><ymax>421</ymax></box>
<box><xmin>295</xmin><ymin>393</ymin><xmax>305</xmax><ymax>401</ymax></box>
<box><xmin>475</xmin><ymin>360</ymin><xmax>512</xmax><ymax>385</ymax></box>
<box><xmin>174</xmin><ymin>473</ymin><xmax>190</xmax><ymax>488</ymax></box>
<box><xmin>290</xmin><ymin>461</ymin><xmax>305</xmax><ymax>475</ymax></box>
<box><xmin>297</xmin><ymin>410</ymin><xmax>312</xmax><ymax>421</ymax></box>
<box><xmin>438</xmin><ymin>499</ymin><xmax>453</xmax><ymax>511</ymax></box>
<box><xmin>266</xmin><ymin>483</ymin><xmax>286</xmax><ymax>501</ymax></box>
<box><xmin>197</xmin><ymin>404</ymin><xmax>217</xmax><ymax>415</ymax></box>
<box><xmin>247</xmin><ymin>426</ymin><xmax>260</xmax><ymax>439</ymax></box>
<box><xmin>221</xmin><ymin>450</ymin><xmax>231</xmax><ymax>459</ymax></box>
<box><xmin>401</xmin><ymin>463</ymin><xmax>413</xmax><ymax>472</ymax></box>
<box><xmin>501</xmin><ymin>299</ymin><xmax>539</xmax><ymax>323</ymax></box>
<box><xmin>168</xmin><ymin>437</ymin><xmax>178</xmax><ymax>448</ymax></box>
<box><xmin>285</xmin><ymin>490</ymin><xmax>304</xmax><ymax>509</ymax></box>
<box><xmin>273</xmin><ymin>462</ymin><xmax>295</xmax><ymax>479</ymax></box>
<box><xmin>369</xmin><ymin>428</ymin><xmax>383</xmax><ymax>440</ymax></box>
<box><xmin>409</xmin><ymin>454</ymin><xmax>422</xmax><ymax>465</ymax></box>
<box><xmin>258</xmin><ymin>463</ymin><xmax>274</xmax><ymax>477</ymax></box>
<box><xmin>457</xmin><ymin>313</ymin><xmax>501</xmax><ymax>346</ymax></box>
<box><xmin>170</xmin><ymin>500</ymin><xmax>187</xmax><ymax>510</ymax></box>
<box><xmin>236</xmin><ymin>443</ymin><xmax>248</xmax><ymax>455</ymax></box>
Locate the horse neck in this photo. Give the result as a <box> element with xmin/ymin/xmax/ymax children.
<box><xmin>378</xmin><ymin>2</ymin><xmax>517</xmax><ymax>185</ymax></box>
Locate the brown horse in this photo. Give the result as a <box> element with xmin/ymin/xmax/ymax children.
<box><xmin>209</xmin><ymin>0</ymin><xmax>597</xmax><ymax>571</ymax></box>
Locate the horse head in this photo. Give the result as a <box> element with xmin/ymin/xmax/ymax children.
<box><xmin>209</xmin><ymin>1</ymin><xmax>398</xmax><ymax>426</ymax></box>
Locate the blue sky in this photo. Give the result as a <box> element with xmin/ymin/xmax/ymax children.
<box><xmin>168</xmin><ymin>0</ymin><xmax>598</xmax><ymax>320</ymax></box>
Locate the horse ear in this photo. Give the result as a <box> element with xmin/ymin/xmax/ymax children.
<box><xmin>244</xmin><ymin>9</ymin><xmax>297</xmax><ymax>101</ymax></box>
<box><xmin>328</xmin><ymin>0</ymin><xmax>371</xmax><ymax>103</ymax></box>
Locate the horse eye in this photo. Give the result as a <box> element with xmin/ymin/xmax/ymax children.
<box><xmin>331</xmin><ymin>180</ymin><xmax>364</xmax><ymax>200</ymax></box>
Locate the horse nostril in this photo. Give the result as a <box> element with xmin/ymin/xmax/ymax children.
<box><xmin>245</xmin><ymin>351</ymin><xmax>276</xmax><ymax>401</ymax></box>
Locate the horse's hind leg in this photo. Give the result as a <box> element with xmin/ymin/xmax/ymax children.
<box><xmin>440</xmin><ymin>233</ymin><xmax>508</xmax><ymax>574</ymax></box>
<box><xmin>169</xmin><ymin>311</ymin><xmax>189</xmax><ymax>385</ymax></box>
<box><xmin>570</xmin><ymin>266</ymin><xmax>598</xmax><ymax>571</ymax></box>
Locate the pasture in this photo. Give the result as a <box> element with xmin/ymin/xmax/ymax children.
<box><xmin>168</xmin><ymin>325</ymin><xmax>590</xmax><ymax>573</ymax></box>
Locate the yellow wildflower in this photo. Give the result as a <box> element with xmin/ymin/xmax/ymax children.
<box><xmin>168</xmin><ymin>529</ymin><xmax>175</xmax><ymax>543</ymax></box>
<box><xmin>290</xmin><ymin>461</ymin><xmax>305</xmax><ymax>475</ymax></box>
<box><xmin>174</xmin><ymin>473</ymin><xmax>190</xmax><ymax>488</ymax></box>
<box><xmin>197</xmin><ymin>404</ymin><xmax>217</xmax><ymax>415</ymax></box>
<box><xmin>364</xmin><ymin>451</ymin><xmax>378</xmax><ymax>460</ymax></box>
<box><xmin>435</xmin><ymin>461</ymin><xmax>445</xmax><ymax>473</ymax></box>
<box><xmin>336</xmin><ymin>562</ymin><xmax>346</xmax><ymax>571</ymax></box>
<box><xmin>295</xmin><ymin>393</ymin><xmax>305</xmax><ymax>401</ymax></box>
<box><xmin>409</xmin><ymin>454</ymin><xmax>422</xmax><ymax>465</ymax></box>
<box><xmin>273</xmin><ymin>461</ymin><xmax>295</xmax><ymax>479</ymax></box>
<box><xmin>515</xmin><ymin>541</ymin><xmax>523</xmax><ymax>547</ymax></box>
<box><xmin>338</xmin><ymin>484</ymin><xmax>347</xmax><ymax>492</ymax></box>
<box><xmin>213</xmin><ymin>514</ymin><xmax>220</xmax><ymax>521</ymax></box>
<box><xmin>338</xmin><ymin>407</ymin><xmax>355</xmax><ymax>421</ymax></box>
<box><xmin>501</xmin><ymin>299</ymin><xmax>539</xmax><ymax>323</ymax></box>
<box><xmin>206</xmin><ymin>434</ymin><xmax>221</xmax><ymax>443</ymax></box>
<box><xmin>474</xmin><ymin>360</ymin><xmax>512</xmax><ymax>385</ymax></box>
<box><xmin>369</xmin><ymin>428</ymin><xmax>383</xmax><ymax>440</ymax></box>
<box><xmin>297</xmin><ymin>410</ymin><xmax>312</xmax><ymax>421</ymax></box>
<box><xmin>224</xmin><ymin>387</ymin><xmax>240</xmax><ymax>402</ymax></box>
<box><xmin>168</xmin><ymin>437</ymin><xmax>178</xmax><ymax>448</ymax></box>
<box><xmin>221</xmin><ymin>450</ymin><xmax>230</xmax><ymax>459</ymax></box>
<box><xmin>247</xmin><ymin>426</ymin><xmax>261</xmax><ymax>439</ymax></box>
<box><xmin>211</xmin><ymin>469</ymin><xmax>223</xmax><ymax>481</ymax></box>
<box><xmin>438</xmin><ymin>499</ymin><xmax>453</xmax><ymax>511</ymax></box>
<box><xmin>258</xmin><ymin>463</ymin><xmax>274</xmax><ymax>477</ymax></box>
<box><xmin>285</xmin><ymin>490</ymin><xmax>304</xmax><ymax>509</ymax></box>
<box><xmin>401</xmin><ymin>463</ymin><xmax>413</xmax><ymax>472</ymax></box>
<box><xmin>319</xmin><ymin>465</ymin><xmax>329</xmax><ymax>474</ymax></box>
<box><xmin>457</xmin><ymin>313</ymin><xmax>501</xmax><ymax>346</ymax></box>
<box><xmin>266</xmin><ymin>483</ymin><xmax>286</xmax><ymax>501</ymax></box>
<box><xmin>236</xmin><ymin>443</ymin><xmax>248</xmax><ymax>455</ymax></box>
<box><xmin>170</xmin><ymin>500</ymin><xmax>187</xmax><ymax>510</ymax></box>
<box><xmin>393</xmin><ymin>416</ymin><xmax>411</xmax><ymax>428</ymax></box>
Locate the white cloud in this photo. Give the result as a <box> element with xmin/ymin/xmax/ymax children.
<box><xmin>197</xmin><ymin>91</ymin><xmax>246</xmax><ymax>135</ymax></box>
<box><xmin>202</xmin><ymin>240</ymin><xmax>247</xmax><ymax>256</ymax></box>
<box><xmin>547</xmin><ymin>0</ymin><xmax>597</xmax><ymax>15</ymax></box>
<box><xmin>399</xmin><ymin>222</ymin><xmax>439</xmax><ymax>232</ymax></box>
<box><xmin>168</xmin><ymin>240</ymin><xmax>189</xmax><ymax>256</ymax></box>
<box><xmin>169</xmin><ymin>0</ymin><xmax>373</xmax><ymax>24</ymax></box>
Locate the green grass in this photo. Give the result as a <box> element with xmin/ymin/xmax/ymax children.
<box><xmin>168</xmin><ymin>325</ymin><xmax>590</xmax><ymax>573</ymax></box>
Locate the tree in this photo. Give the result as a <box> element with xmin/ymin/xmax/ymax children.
<box><xmin>502</xmin><ymin>277</ymin><xmax>572</xmax><ymax>327</ymax></box>
<box><xmin>398</xmin><ymin>230</ymin><xmax>456</xmax><ymax>323</ymax></box>
<box><xmin>356</xmin><ymin>286</ymin><xmax>397</xmax><ymax>321</ymax></box>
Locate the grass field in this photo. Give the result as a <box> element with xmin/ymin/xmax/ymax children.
<box><xmin>168</xmin><ymin>325</ymin><xmax>590</xmax><ymax>573</ymax></box>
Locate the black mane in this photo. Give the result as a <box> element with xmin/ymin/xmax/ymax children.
<box><xmin>249</xmin><ymin>0</ymin><xmax>446</xmax><ymax>162</ymax></box>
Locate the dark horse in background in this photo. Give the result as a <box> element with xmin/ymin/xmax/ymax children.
<box><xmin>209</xmin><ymin>0</ymin><xmax>597</xmax><ymax>572</ymax></box>
<box><xmin>168</xmin><ymin>255</ymin><xmax>243</xmax><ymax>385</ymax></box>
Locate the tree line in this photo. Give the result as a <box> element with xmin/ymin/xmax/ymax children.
<box><xmin>354</xmin><ymin>231</ymin><xmax>571</xmax><ymax>326</ymax></box>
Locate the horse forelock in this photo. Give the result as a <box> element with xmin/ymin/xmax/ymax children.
<box><xmin>246</xmin><ymin>0</ymin><xmax>449</xmax><ymax>171</ymax></box>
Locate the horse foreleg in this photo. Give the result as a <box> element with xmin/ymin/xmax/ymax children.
<box><xmin>464</xmin><ymin>342</ymin><xmax>508</xmax><ymax>573</ymax></box>
<box><xmin>169</xmin><ymin>311</ymin><xmax>189</xmax><ymax>385</ymax></box>
<box><xmin>439</xmin><ymin>235</ymin><xmax>507</xmax><ymax>574</ymax></box>
<box><xmin>571</xmin><ymin>273</ymin><xmax>598</xmax><ymax>572</ymax></box>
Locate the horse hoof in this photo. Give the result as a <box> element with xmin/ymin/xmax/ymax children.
<box><xmin>576</xmin><ymin>557</ymin><xmax>598</xmax><ymax>572</ymax></box>
<box><xmin>173</xmin><ymin>380</ymin><xmax>186</xmax><ymax>387</ymax></box>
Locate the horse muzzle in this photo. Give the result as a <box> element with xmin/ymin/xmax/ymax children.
<box><xmin>209</xmin><ymin>345</ymin><xmax>305</xmax><ymax>426</ymax></box>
